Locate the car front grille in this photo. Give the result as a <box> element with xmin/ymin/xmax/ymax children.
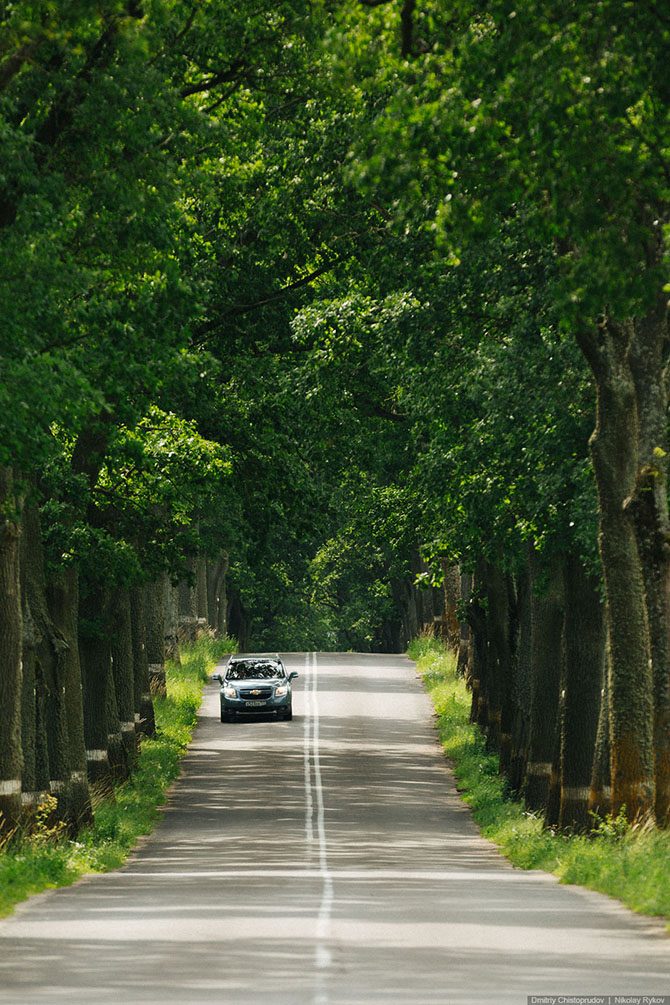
<box><xmin>239</xmin><ymin>687</ymin><xmax>273</xmax><ymax>699</ymax></box>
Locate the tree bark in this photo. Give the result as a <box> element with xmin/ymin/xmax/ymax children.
<box><xmin>216</xmin><ymin>563</ymin><xmax>229</xmax><ymax>636</ymax></box>
<box><xmin>105</xmin><ymin>648</ymin><xmax>126</xmax><ymax>785</ymax></box>
<box><xmin>145</xmin><ymin>578</ymin><xmax>167</xmax><ymax>697</ymax></box>
<box><xmin>466</xmin><ymin>564</ymin><xmax>488</xmax><ymax>729</ymax></box>
<box><xmin>130</xmin><ymin>585</ymin><xmax>155</xmax><ymax>738</ymax></box>
<box><xmin>227</xmin><ymin>587</ymin><xmax>249</xmax><ymax>652</ymax></box>
<box><xmin>0</xmin><ymin>467</ymin><xmax>24</xmax><ymax>831</ymax></box>
<box><xmin>441</xmin><ymin>560</ymin><xmax>461</xmax><ymax>651</ymax></box>
<box><xmin>20</xmin><ymin>585</ymin><xmax>40</xmax><ymax>812</ymax></box>
<box><xmin>392</xmin><ymin>576</ymin><xmax>418</xmax><ymax>652</ymax></box>
<box><xmin>456</xmin><ymin>572</ymin><xmax>471</xmax><ymax>679</ymax></box>
<box><xmin>78</xmin><ymin>582</ymin><xmax>114</xmax><ymax>790</ymax></box>
<box><xmin>196</xmin><ymin>555</ymin><xmax>208</xmax><ymax>628</ymax></box>
<box><xmin>627</xmin><ymin>294</ymin><xmax>670</xmax><ymax>826</ymax></box>
<box><xmin>110</xmin><ymin>589</ymin><xmax>137</xmax><ymax>772</ymax></box>
<box><xmin>484</xmin><ymin>562</ymin><xmax>510</xmax><ymax>753</ymax></box>
<box><xmin>577</xmin><ymin>317</ymin><xmax>656</xmax><ymax>822</ymax></box>
<box><xmin>162</xmin><ymin>576</ymin><xmax>180</xmax><ymax>662</ymax></box>
<box><xmin>559</xmin><ymin>555</ymin><xmax>604</xmax><ymax>831</ymax></box>
<box><xmin>178</xmin><ymin>558</ymin><xmax>198</xmax><ymax>643</ymax></box>
<box><xmin>545</xmin><ymin>684</ymin><xmax>564</xmax><ymax>829</ymax></box>
<box><xmin>589</xmin><ymin>672</ymin><xmax>612</xmax><ymax>818</ymax></box>
<box><xmin>45</xmin><ymin>565</ymin><xmax>92</xmax><ymax>829</ymax></box>
<box><xmin>20</xmin><ymin>500</ymin><xmax>63</xmax><ymax>816</ymax></box>
<box><xmin>20</xmin><ymin>601</ymin><xmax>45</xmax><ymax>819</ymax></box>
<box><xmin>207</xmin><ymin>553</ymin><xmax>229</xmax><ymax>636</ymax></box>
<box><xmin>508</xmin><ymin>561</ymin><xmax>532</xmax><ymax>796</ymax></box>
<box><xmin>499</xmin><ymin>573</ymin><xmax>518</xmax><ymax>776</ymax></box>
<box><xmin>525</xmin><ymin>550</ymin><xmax>564</xmax><ymax>812</ymax></box>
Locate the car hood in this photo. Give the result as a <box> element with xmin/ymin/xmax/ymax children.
<box><xmin>224</xmin><ymin>677</ymin><xmax>285</xmax><ymax>687</ymax></box>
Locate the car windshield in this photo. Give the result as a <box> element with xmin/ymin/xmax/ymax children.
<box><xmin>226</xmin><ymin>661</ymin><xmax>284</xmax><ymax>681</ymax></box>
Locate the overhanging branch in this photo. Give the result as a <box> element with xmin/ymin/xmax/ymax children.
<box><xmin>181</xmin><ymin>58</ymin><xmax>247</xmax><ymax>98</ymax></box>
<box><xmin>223</xmin><ymin>259</ymin><xmax>339</xmax><ymax>320</ymax></box>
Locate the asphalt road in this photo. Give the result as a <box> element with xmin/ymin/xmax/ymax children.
<box><xmin>0</xmin><ymin>651</ymin><xmax>668</xmax><ymax>1005</ymax></box>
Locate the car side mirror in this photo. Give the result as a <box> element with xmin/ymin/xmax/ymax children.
<box><xmin>288</xmin><ymin>672</ymin><xmax>298</xmax><ymax>681</ymax></box>
<box><xmin>211</xmin><ymin>673</ymin><xmax>222</xmax><ymax>683</ymax></box>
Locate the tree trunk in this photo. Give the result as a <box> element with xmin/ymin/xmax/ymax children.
<box><xmin>216</xmin><ymin>562</ymin><xmax>228</xmax><ymax>636</ymax></box>
<box><xmin>499</xmin><ymin>574</ymin><xmax>518</xmax><ymax>776</ymax></box>
<box><xmin>627</xmin><ymin>296</ymin><xmax>670</xmax><ymax>826</ymax></box>
<box><xmin>162</xmin><ymin>576</ymin><xmax>180</xmax><ymax>662</ymax></box>
<box><xmin>45</xmin><ymin>415</ymin><xmax>114</xmax><ymax>821</ymax></box>
<box><xmin>20</xmin><ymin>602</ymin><xmax>41</xmax><ymax>815</ymax></box>
<box><xmin>105</xmin><ymin>653</ymin><xmax>126</xmax><ymax>785</ymax></box>
<box><xmin>456</xmin><ymin>572</ymin><xmax>471</xmax><ymax>679</ymax></box>
<box><xmin>178</xmin><ymin>558</ymin><xmax>198</xmax><ymax>643</ymax></box>
<box><xmin>20</xmin><ymin>501</ymin><xmax>63</xmax><ymax>816</ymax></box>
<box><xmin>559</xmin><ymin>555</ymin><xmax>605</xmax><ymax>831</ymax></box>
<box><xmin>34</xmin><ymin>667</ymin><xmax>51</xmax><ymax>804</ymax></box>
<box><xmin>196</xmin><ymin>555</ymin><xmax>208</xmax><ymax>630</ymax></box>
<box><xmin>545</xmin><ymin>686</ymin><xmax>563</xmax><ymax>829</ymax></box>
<box><xmin>0</xmin><ymin>468</ymin><xmax>23</xmax><ymax>831</ymax></box>
<box><xmin>467</xmin><ymin>565</ymin><xmax>488</xmax><ymax>729</ymax></box>
<box><xmin>78</xmin><ymin>583</ymin><xmax>114</xmax><ymax>790</ymax></box>
<box><xmin>590</xmin><ymin>672</ymin><xmax>612</xmax><ymax>818</ymax></box>
<box><xmin>578</xmin><ymin>318</ymin><xmax>656</xmax><ymax>822</ymax></box>
<box><xmin>22</xmin><ymin>500</ymin><xmax>72</xmax><ymax>816</ymax></box>
<box><xmin>130</xmin><ymin>586</ymin><xmax>155</xmax><ymax>738</ymax></box>
<box><xmin>110</xmin><ymin>589</ymin><xmax>137</xmax><ymax>772</ymax></box>
<box><xmin>508</xmin><ymin>561</ymin><xmax>532</xmax><ymax>796</ymax></box>
<box><xmin>391</xmin><ymin>577</ymin><xmax>418</xmax><ymax>652</ymax></box>
<box><xmin>485</xmin><ymin>563</ymin><xmax>509</xmax><ymax>753</ymax></box>
<box><xmin>441</xmin><ymin>560</ymin><xmax>461</xmax><ymax>651</ymax></box>
<box><xmin>525</xmin><ymin>550</ymin><xmax>564</xmax><ymax>812</ymax></box>
<box><xmin>227</xmin><ymin>588</ymin><xmax>250</xmax><ymax>652</ymax></box>
<box><xmin>145</xmin><ymin>578</ymin><xmax>167</xmax><ymax>697</ymax></box>
<box><xmin>45</xmin><ymin>565</ymin><xmax>93</xmax><ymax>830</ymax></box>
<box><xmin>207</xmin><ymin>553</ymin><xmax>229</xmax><ymax>636</ymax></box>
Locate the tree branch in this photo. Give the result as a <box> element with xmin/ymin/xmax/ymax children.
<box><xmin>400</xmin><ymin>0</ymin><xmax>416</xmax><ymax>57</ymax></box>
<box><xmin>181</xmin><ymin>58</ymin><xmax>247</xmax><ymax>98</ymax></box>
<box><xmin>574</xmin><ymin>323</ymin><xmax>604</xmax><ymax>380</ymax></box>
<box><xmin>0</xmin><ymin>43</ymin><xmax>38</xmax><ymax>93</ymax></box>
<box><xmin>353</xmin><ymin>393</ymin><xmax>407</xmax><ymax>423</ymax></box>
<box><xmin>223</xmin><ymin>260</ymin><xmax>339</xmax><ymax>319</ymax></box>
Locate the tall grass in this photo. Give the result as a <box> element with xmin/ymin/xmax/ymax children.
<box><xmin>409</xmin><ymin>635</ymin><xmax>670</xmax><ymax>927</ymax></box>
<box><xmin>0</xmin><ymin>635</ymin><xmax>235</xmax><ymax>917</ymax></box>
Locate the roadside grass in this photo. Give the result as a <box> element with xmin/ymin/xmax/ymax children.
<box><xmin>409</xmin><ymin>635</ymin><xmax>670</xmax><ymax>927</ymax></box>
<box><xmin>0</xmin><ymin>635</ymin><xmax>235</xmax><ymax>918</ymax></box>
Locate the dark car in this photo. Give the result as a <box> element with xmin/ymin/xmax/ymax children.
<box><xmin>212</xmin><ymin>654</ymin><xmax>298</xmax><ymax>723</ymax></box>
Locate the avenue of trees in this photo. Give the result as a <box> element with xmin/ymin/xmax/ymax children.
<box><xmin>0</xmin><ymin>1</ymin><xmax>668</xmax><ymax>834</ymax></box>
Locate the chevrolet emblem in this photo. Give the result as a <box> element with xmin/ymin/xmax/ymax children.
<box><xmin>250</xmin><ymin>689</ymin><xmax>261</xmax><ymax>696</ymax></box>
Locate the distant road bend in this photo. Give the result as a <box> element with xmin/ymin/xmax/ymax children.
<box><xmin>0</xmin><ymin>652</ymin><xmax>668</xmax><ymax>1004</ymax></box>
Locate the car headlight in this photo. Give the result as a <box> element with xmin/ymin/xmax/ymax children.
<box><xmin>223</xmin><ymin>685</ymin><xmax>237</xmax><ymax>699</ymax></box>
<box><xmin>274</xmin><ymin>684</ymin><xmax>289</xmax><ymax>697</ymax></box>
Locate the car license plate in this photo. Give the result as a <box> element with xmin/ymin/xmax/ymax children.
<box><xmin>245</xmin><ymin>700</ymin><xmax>266</xmax><ymax>707</ymax></box>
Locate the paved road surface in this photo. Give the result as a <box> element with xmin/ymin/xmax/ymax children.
<box><xmin>0</xmin><ymin>652</ymin><xmax>668</xmax><ymax>1005</ymax></box>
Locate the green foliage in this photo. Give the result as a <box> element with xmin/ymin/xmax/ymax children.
<box><xmin>2</xmin><ymin>0</ymin><xmax>666</xmax><ymax>651</ymax></box>
<box><xmin>412</xmin><ymin>637</ymin><xmax>670</xmax><ymax>925</ymax></box>
<box><xmin>0</xmin><ymin>636</ymin><xmax>234</xmax><ymax>917</ymax></box>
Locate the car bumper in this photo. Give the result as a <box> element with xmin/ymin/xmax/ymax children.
<box><xmin>220</xmin><ymin>694</ymin><xmax>290</xmax><ymax>715</ymax></box>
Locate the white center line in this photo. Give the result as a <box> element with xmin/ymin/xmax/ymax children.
<box><xmin>304</xmin><ymin>652</ymin><xmax>334</xmax><ymax>1002</ymax></box>
<box><xmin>303</xmin><ymin>651</ymin><xmax>314</xmax><ymax>847</ymax></box>
<box><xmin>312</xmin><ymin>652</ymin><xmax>334</xmax><ymax>966</ymax></box>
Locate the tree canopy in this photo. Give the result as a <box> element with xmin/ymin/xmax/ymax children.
<box><xmin>1</xmin><ymin>0</ymin><xmax>669</xmax><ymax>830</ymax></box>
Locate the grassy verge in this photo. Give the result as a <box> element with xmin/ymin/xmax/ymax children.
<box><xmin>409</xmin><ymin>635</ymin><xmax>670</xmax><ymax>927</ymax></box>
<box><xmin>0</xmin><ymin>635</ymin><xmax>235</xmax><ymax>918</ymax></box>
